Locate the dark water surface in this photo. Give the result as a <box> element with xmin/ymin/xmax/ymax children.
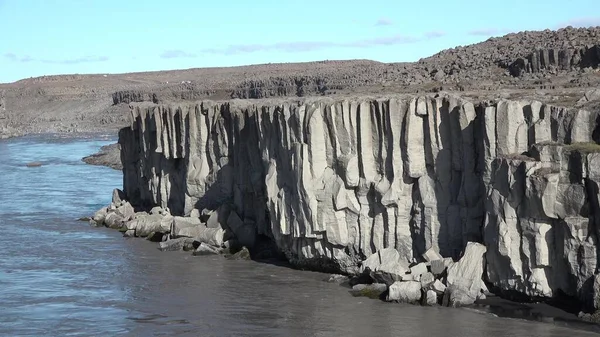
<box><xmin>0</xmin><ymin>134</ymin><xmax>598</xmax><ymax>337</ymax></box>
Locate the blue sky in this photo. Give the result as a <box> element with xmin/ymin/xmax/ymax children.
<box><xmin>0</xmin><ymin>0</ymin><xmax>598</xmax><ymax>83</ymax></box>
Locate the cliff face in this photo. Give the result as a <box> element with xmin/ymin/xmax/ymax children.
<box><xmin>119</xmin><ymin>94</ymin><xmax>600</xmax><ymax>303</ymax></box>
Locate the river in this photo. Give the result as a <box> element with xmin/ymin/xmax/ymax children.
<box><xmin>0</xmin><ymin>134</ymin><xmax>598</xmax><ymax>337</ymax></box>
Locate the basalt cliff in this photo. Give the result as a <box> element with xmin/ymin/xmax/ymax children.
<box><xmin>93</xmin><ymin>92</ymin><xmax>600</xmax><ymax>311</ymax></box>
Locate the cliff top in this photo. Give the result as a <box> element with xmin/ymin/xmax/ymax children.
<box><xmin>1</xmin><ymin>27</ymin><xmax>599</xmax><ymax>136</ymax></box>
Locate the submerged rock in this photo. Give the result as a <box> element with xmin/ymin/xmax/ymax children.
<box><xmin>25</xmin><ymin>161</ymin><xmax>42</xmax><ymax>167</ymax></box>
<box><xmin>159</xmin><ymin>238</ymin><xmax>195</xmax><ymax>252</ymax></box>
<box><xmin>349</xmin><ymin>283</ymin><xmax>387</xmax><ymax>299</ymax></box>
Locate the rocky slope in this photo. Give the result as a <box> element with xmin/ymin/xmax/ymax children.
<box><xmin>1</xmin><ymin>27</ymin><xmax>599</xmax><ymax>140</ymax></box>
<box><xmin>91</xmin><ymin>93</ymin><xmax>600</xmax><ymax>312</ymax></box>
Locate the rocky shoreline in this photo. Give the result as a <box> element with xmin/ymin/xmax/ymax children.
<box><xmin>82</xmin><ymin>143</ymin><xmax>122</xmax><ymax>170</ymax></box>
<box><xmin>86</xmin><ymin>91</ymin><xmax>600</xmax><ymax>334</ymax></box>
<box><xmin>90</xmin><ymin>187</ymin><xmax>600</xmax><ymax>333</ymax></box>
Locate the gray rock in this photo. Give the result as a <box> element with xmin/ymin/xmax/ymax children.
<box><xmin>430</xmin><ymin>258</ymin><xmax>453</xmax><ymax>276</ymax></box>
<box><xmin>444</xmin><ymin>242</ymin><xmax>486</xmax><ymax>307</ymax></box>
<box><xmin>422</xmin><ymin>248</ymin><xmax>443</xmax><ymax>262</ymax></box>
<box><xmin>362</xmin><ymin>248</ymin><xmax>409</xmax><ymax>286</ymax></box>
<box><xmin>424</xmin><ymin>289</ymin><xmax>438</xmax><ymax>306</ymax></box>
<box><xmin>93</xmin><ymin>206</ymin><xmax>108</xmax><ymax>224</ymax></box>
<box><xmin>171</xmin><ymin>216</ymin><xmax>202</xmax><ymax>237</ymax></box>
<box><xmin>387</xmin><ymin>281</ymin><xmax>422</xmax><ymax>304</ymax></box>
<box><xmin>192</xmin><ymin>242</ymin><xmax>221</xmax><ymax>256</ymax></box>
<box><xmin>410</xmin><ymin>263</ymin><xmax>428</xmax><ymax>279</ymax></box>
<box><xmin>159</xmin><ymin>238</ymin><xmax>195</xmax><ymax>252</ymax></box>
<box><xmin>225</xmin><ymin>246</ymin><xmax>251</xmax><ymax>260</ymax></box>
<box><xmin>430</xmin><ymin>279</ymin><xmax>447</xmax><ymax>294</ymax></box>
<box><xmin>420</xmin><ymin>272</ymin><xmax>435</xmax><ymax>288</ymax></box>
<box><xmin>112</xmin><ymin>188</ymin><xmax>126</xmax><ymax>205</ymax></box>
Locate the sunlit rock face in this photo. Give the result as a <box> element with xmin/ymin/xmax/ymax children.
<box><xmin>119</xmin><ymin>94</ymin><xmax>600</xmax><ymax>305</ymax></box>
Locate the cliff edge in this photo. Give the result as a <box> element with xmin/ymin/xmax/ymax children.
<box><xmin>96</xmin><ymin>93</ymin><xmax>600</xmax><ymax>312</ymax></box>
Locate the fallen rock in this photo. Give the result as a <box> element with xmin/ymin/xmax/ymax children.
<box><xmin>420</xmin><ymin>272</ymin><xmax>435</xmax><ymax>288</ymax></box>
<box><xmin>430</xmin><ymin>258</ymin><xmax>454</xmax><ymax>276</ymax></box>
<box><xmin>115</xmin><ymin>201</ymin><xmax>135</xmax><ymax>220</ymax></box>
<box><xmin>112</xmin><ymin>188</ymin><xmax>126</xmax><ymax>204</ymax></box>
<box><xmin>430</xmin><ymin>279</ymin><xmax>447</xmax><ymax>294</ymax></box>
<box><xmin>150</xmin><ymin>206</ymin><xmax>169</xmax><ymax>216</ymax></box>
<box><xmin>422</xmin><ymin>248</ymin><xmax>443</xmax><ymax>262</ymax></box>
<box><xmin>195</xmin><ymin>227</ymin><xmax>225</xmax><ymax>247</ymax></box>
<box><xmin>349</xmin><ymin>283</ymin><xmax>387</xmax><ymax>299</ymax></box>
<box><xmin>104</xmin><ymin>212</ymin><xmax>126</xmax><ymax>229</ymax></box>
<box><xmin>192</xmin><ymin>242</ymin><xmax>221</xmax><ymax>256</ymax></box>
<box><xmin>387</xmin><ymin>281</ymin><xmax>422</xmax><ymax>304</ymax></box>
<box><xmin>409</xmin><ymin>262</ymin><xmax>428</xmax><ymax>279</ymax></box>
<box><xmin>443</xmin><ymin>242</ymin><xmax>487</xmax><ymax>307</ymax></box>
<box><xmin>225</xmin><ymin>246</ymin><xmax>251</xmax><ymax>260</ymax></box>
<box><xmin>129</xmin><ymin>213</ymin><xmax>172</xmax><ymax>237</ymax></box>
<box><xmin>159</xmin><ymin>237</ymin><xmax>195</xmax><ymax>252</ymax></box>
<box><xmin>92</xmin><ymin>207</ymin><xmax>108</xmax><ymax>224</ymax></box>
<box><xmin>171</xmin><ymin>216</ymin><xmax>203</xmax><ymax>237</ymax></box>
<box><xmin>361</xmin><ymin>248</ymin><xmax>409</xmax><ymax>286</ymax></box>
<box><xmin>423</xmin><ymin>289</ymin><xmax>438</xmax><ymax>306</ymax></box>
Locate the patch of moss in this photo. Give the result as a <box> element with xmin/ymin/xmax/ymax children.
<box><xmin>352</xmin><ymin>287</ymin><xmax>385</xmax><ymax>300</ymax></box>
<box><xmin>564</xmin><ymin>142</ymin><xmax>600</xmax><ymax>154</ymax></box>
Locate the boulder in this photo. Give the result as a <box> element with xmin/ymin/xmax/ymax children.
<box><xmin>129</xmin><ymin>214</ymin><xmax>172</xmax><ymax>237</ymax></box>
<box><xmin>349</xmin><ymin>283</ymin><xmax>387</xmax><ymax>299</ymax></box>
<box><xmin>159</xmin><ymin>238</ymin><xmax>195</xmax><ymax>252</ymax></box>
<box><xmin>422</xmin><ymin>248</ymin><xmax>443</xmax><ymax>262</ymax></box>
<box><xmin>104</xmin><ymin>212</ymin><xmax>125</xmax><ymax>229</ymax></box>
<box><xmin>195</xmin><ymin>227</ymin><xmax>225</xmax><ymax>247</ymax></box>
<box><xmin>206</xmin><ymin>204</ymin><xmax>231</xmax><ymax>229</ymax></box>
<box><xmin>112</xmin><ymin>188</ymin><xmax>126</xmax><ymax>204</ymax></box>
<box><xmin>93</xmin><ymin>207</ymin><xmax>108</xmax><ymax>224</ymax></box>
<box><xmin>387</xmin><ymin>281</ymin><xmax>422</xmax><ymax>304</ymax></box>
<box><xmin>430</xmin><ymin>279</ymin><xmax>447</xmax><ymax>294</ymax></box>
<box><xmin>361</xmin><ymin>248</ymin><xmax>409</xmax><ymax>286</ymax></box>
<box><xmin>171</xmin><ymin>216</ymin><xmax>202</xmax><ymax>237</ymax></box>
<box><xmin>420</xmin><ymin>272</ymin><xmax>435</xmax><ymax>288</ymax></box>
<box><xmin>115</xmin><ymin>201</ymin><xmax>135</xmax><ymax>220</ymax></box>
<box><xmin>444</xmin><ymin>242</ymin><xmax>487</xmax><ymax>307</ymax></box>
<box><xmin>189</xmin><ymin>208</ymin><xmax>200</xmax><ymax>218</ymax></box>
<box><xmin>192</xmin><ymin>242</ymin><xmax>221</xmax><ymax>256</ymax></box>
<box><xmin>225</xmin><ymin>246</ymin><xmax>251</xmax><ymax>260</ymax></box>
<box><xmin>423</xmin><ymin>290</ymin><xmax>438</xmax><ymax>306</ymax></box>
<box><xmin>150</xmin><ymin>206</ymin><xmax>169</xmax><ymax>216</ymax></box>
<box><xmin>430</xmin><ymin>258</ymin><xmax>454</xmax><ymax>276</ymax></box>
<box><xmin>409</xmin><ymin>262</ymin><xmax>428</xmax><ymax>279</ymax></box>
